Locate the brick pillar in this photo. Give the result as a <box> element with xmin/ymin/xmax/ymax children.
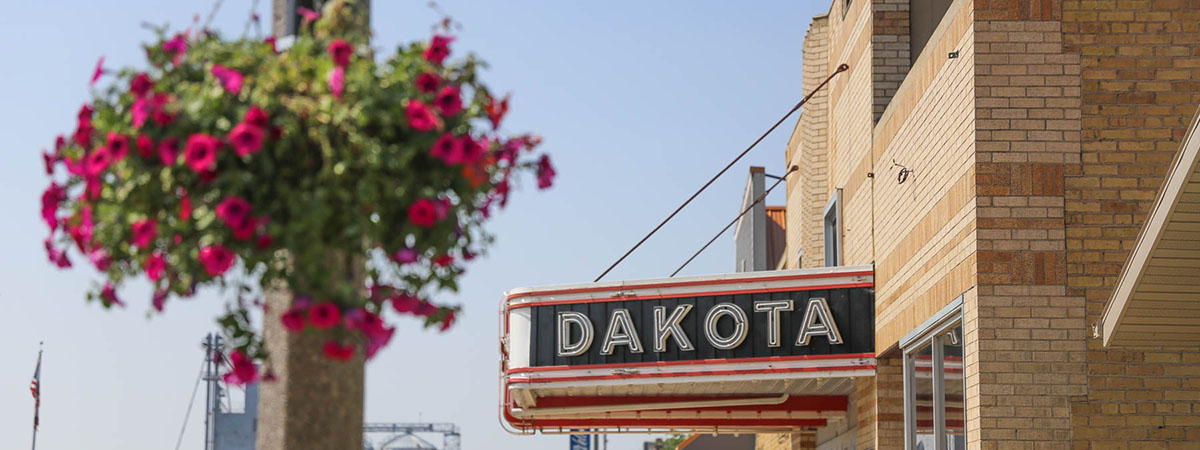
<box><xmin>257</xmin><ymin>284</ymin><xmax>365</xmax><ymax>450</ymax></box>
<box><xmin>872</xmin><ymin>0</ymin><xmax>911</xmax><ymax>122</ymax></box>
<box><xmin>972</xmin><ymin>5</ymin><xmax>1088</xmax><ymax>449</ymax></box>
<box><xmin>798</xmin><ymin>15</ymin><xmax>831</xmax><ymax>270</ymax></box>
<box><xmin>258</xmin><ymin>7</ymin><xmax>371</xmax><ymax>447</ymax></box>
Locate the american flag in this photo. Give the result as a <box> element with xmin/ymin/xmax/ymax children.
<box><xmin>31</xmin><ymin>349</ymin><xmax>41</xmax><ymax>429</ymax></box>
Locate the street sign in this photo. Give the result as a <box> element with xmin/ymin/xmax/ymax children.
<box><xmin>569</xmin><ymin>434</ymin><xmax>591</xmax><ymax>450</ymax></box>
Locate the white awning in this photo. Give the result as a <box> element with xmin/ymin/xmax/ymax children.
<box><xmin>1099</xmin><ymin>109</ymin><xmax>1200</xmax><ymax>348</ymax></box>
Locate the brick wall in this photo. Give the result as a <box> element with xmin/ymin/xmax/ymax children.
<box><xmin>1061</xmin><ymin>0</ymin><xmax>1200</xmax><ymax>448</ymax></box>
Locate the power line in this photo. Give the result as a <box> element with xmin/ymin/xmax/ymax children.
<box><xmin>174</xmin><ymin>354</ymin><xmax>208</xmax><ymax>450</ymax></box>
<box><xmin>670</xmin><ymin>165</ymin><xmax>798</xmax><ymax>277</ymax></box>
<box><xmin>594</xmin><ymin>63</ymin><xmax>849</xmax><ymax>282</ymax></box>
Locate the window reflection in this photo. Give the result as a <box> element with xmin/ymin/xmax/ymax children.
<box><xmin>913</xmin><ymin>342</ymin><xmax>936</xmax><ymax>449</ymax></box>
<box><xmin>943</xmin><ymin>325</ymin><xmax>965</xmax><ymax>450</ymax></box>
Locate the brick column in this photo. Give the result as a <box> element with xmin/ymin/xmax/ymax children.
<box><xmin>258</xmin><ymin>5</ymin><xmax>371</xmax><ymax>448</ymax></box>
<box><xmin>872</xmin><ymin>0</ymin><xmax>911</xmax><ymax>122</ymax></box>
<box><xmin>971</xmin><ymin>5</ymin><xmax>1088</xmax><ymax>449</ymax></box>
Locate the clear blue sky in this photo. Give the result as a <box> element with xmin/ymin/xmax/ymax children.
<box><xmin>0</xmin><ymin>1</ymin><xmax>831</xmax><ymax>449</ymax></box>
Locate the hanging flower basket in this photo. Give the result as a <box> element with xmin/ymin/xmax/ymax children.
<box><xmin>39</xmin><ymin>0</ymin><xmax>555</xmax><ymax>383</ymax></box>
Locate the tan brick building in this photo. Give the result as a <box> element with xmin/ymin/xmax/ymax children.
<box><xmin>760</xmin><ymin>0</ymin><xmax>1200</xmax><ymax>449</ymax></box>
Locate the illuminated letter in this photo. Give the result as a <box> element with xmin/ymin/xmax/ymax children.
<box><xmin>753</xmin><ymin>300</ymin><xmax>794</xmax><ymax>347</ymax></box>
<box><xmin>600</xmin><ymin>309</ymin><xmax>644</xmax><ymax>355</ymax></box>
<box><xmin>653</xmin><ymin>304</ymin><xmax>695</xmax><ymax>352</ymax></box>
<box><xmin>556</xmin><ymin>311</ymin><xmax>594</xmax><ymax>357</ymax></box>
<box><xmin>704</xmin><ymin>303</ymin><xmax>748</xmax><ymax>350</ymax></box>
<box><xmin>796</xmin><ymin>297</ymin><xmax>844</xmax><ymax>346</ymax></box>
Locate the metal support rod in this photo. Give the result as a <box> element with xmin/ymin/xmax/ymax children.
<box><xmin>594</xmin><ymin>63</ymin><xmax>849</xmax><ymax>282</ymax></box>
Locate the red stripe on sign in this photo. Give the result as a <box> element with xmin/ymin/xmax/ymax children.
<box><xmin>507</xmin><ymin>364</ymin><xmax>875</xmax><ymax>384</ymax></box>
<box><xmin>506</xmin><ymin>416</ymin><xmax>829</xmax><ymax>429</ymax></box>
<box><xmin>533</xmin><ymin>395</ymin><xmax>849</xmax><ymax>412</ymax></box>
<box><xmin>505</xmin><ymin>270</ymin><xmax>874</xmax><ymax>301</ymax></box>
<box><xmin>507</xmin><ymin>282</ymin><xmax>875</xmax><ymax>310</ymax></box>
<box><xmin>507</xmin><ymin>353</ymin><xmax>876</xmax><ymax>374</ymax></box>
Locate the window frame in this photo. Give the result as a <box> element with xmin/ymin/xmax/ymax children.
<box><xmin>901</xmin><ymin>296</ymin><xmax>965</xmax><ymax>450</ymax></box>
<box><xmin>823</xmin><ymin>189</ymin><xmax>843</xmax><ymax>267</ymax></box>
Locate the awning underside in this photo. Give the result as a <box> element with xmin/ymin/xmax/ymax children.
<box><xmin>1101</xmin><ymin>111</ymin><xmax>1200</xmax><ymax>348</ymax></box>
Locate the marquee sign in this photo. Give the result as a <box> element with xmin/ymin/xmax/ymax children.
<box><xmin>500</xmin><ymin>266</ymin><xmax>877</xmax><ymax>434</ymax></box>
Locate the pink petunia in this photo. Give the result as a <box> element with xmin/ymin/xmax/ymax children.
<box><xmin>41</xmin><ymin>183</ymin><xmax>65</xmax><ymax>230</ymax></box>
<box><xmin>322</xmin><ymin>340</ymin><xmax>355</xmax><ymax>362</ymax></box>
<box><xmin>136</xmin><ymin>135</ymin><xmax>154</xmax><ymax>159</ymax></box>
<box><xmin>106</xmin><ymin>132</ymin><xmax>130</xmax><ymax>162</ymax></box>
<box><xmin>145</xmin><ymin>252</ymin><xmax>166</xmax><ymax>282</ymax></box>
<box><xmin>222</xmin><ymin>350</ymin><xmax>259</xmax><ymax>386</ymax></box>
<box><xmin>408</xmin><ymin>198</ymin><xmax>438</xmax><ymax>228</ymax></box>
<box><xmin>255</xmin><ymin>233</ymin><xmax>273</xmax><ymax>250</ymax></box>
<box><xmin>433</xmin><ymin>254</ymin><xmax>454</xmax><ymax>268</ymax></box>
<box><xmin>327</xmin><ymin>39</ymin><xmax>353</xmax><ymax>67</ymax></box>
<box><xmin>228</xmin><ymin>122</ymin><xmax>265</xmax><ymax>157</ymax></box>
<box><xmin>210</xmin><ymin>64</ymin><xmax>244</xmax><ymax>94</ymax></box>
<box><xmin>131</xmin><ymin>97</ymin><xmax>149</xmax><ymax>128</ymax></box>
<box><xmin>405</xmin><ymin>99</ymin><xmax>438</xmax><ymax>131</ymax></box>
<box><xmin>298</xmin><ymin>7</ymin><xmax>320</xmax><ymax>25</ymax></box>
<box><xmin>433</xmin><ymin>85</ymin><xmax>462</xmax><ymax>117</ymax></box>
<box><xmin>390</xmin><ymin>293</ymin><xmax>421</xmax><ymax>314</ymax></box>
<box><xmin>198</xmin><ymin>245</ymin><xmax>235</xmax><ymax>276</ymax></box>
<box><xmin>537</xmin><ymin>154</ymin><xmax>556</xmax><ymax>189</ymax></box>
<box><xmin>84</xmin><ymin>147</ymin><xmax>113</xmax><ymax>176</ymax></box>
<box><xmin>345</xmin><ymin>309</ymin><xmax>394</xmax><ymax>359</ymax></box>
<box><xmin>162</xmin><ymin>34</ymin><xmax>187</xmax><ymax>64</ymax></box>
<box><xmin>327</xmin><ymin>66</ymin><xmax>345</xmax><ymax>99</ymax></box>
<box><xmin>179</xmin><ymin>193</ymin><xmax>192</xmax><ymax>221</ymax></box>
<box><xmin>413</xmin><ymin>301</ymin><xmax>437</xmax><ymax>317</ymax></box>
<box><xmin>459</xmin><ymin>135</ymin><xmax>485</xmax><ymax>164</ymax></box>
<box><xmin>131</xmin><ymin>218</ymin><xmax>157</xmax><ymax>248</ymax></box>
<box><xmin>90</xmin><ymin>56</ymin><xmax>105</xmax><ymax>86</ymax></box>
<box><xmin>100</xmin><ymin>282</ymin><xmax>124</xmax><ymax>308</ymax></box>
<box><xmin>215</xmin><ymin>196</ymin><xmax>252</xmax><ymax>229</ymax></box>
<box><xmin>159</xmin><ymin>137</ymin><xmax>180</xmax><ymax>166</ymax></box>
<box><xmin>44</xmin><ymin>238</ymin><xmax>72</xmax><ymax>268</ymax></box>
<box><xmin>430</xmin><ymin>133</ymin><xmax>463</xmax><ymax>165</ymax></box>
<box><xmin>281</xmin><ymin>307</ymin><xmax>307</xmax><ymax>332</ymax></box>
<box><xmin>415</xmin><ymin>72</ymin><xmax>440</xmax><ymax>94</ymax></box>
<box><xmin>71</xmin><ymin>205</ymin><xmax>95</xmax><ymax>251</ymax></box>
<box><xmin>308</xmin><ymin>302</ymin><xmax>341</xmax><ymax>330</ymax></box>
<box><xmin>485</xmin><ymin>94</ymin><xmax>510</xmax><ymax>129</ymax></box>
<box><xmin>264</xmin><ymin>36</ymin><xmax>277</xmax><ymax>53</ymax></box>
<box><xmin>42</xmin><ymin>151</ymin><xmax>56</xmax><ymax>175</ymax></box>
<box><xmin>152</xmin><ymin>289</ymin><xmax>168</xmax><ymax>312</ymax></box>
<box><xmin>150</xmin><ymin>93</ymin><xmax>176</xmax><ymax>126</ymax></box>
<box><xmin>184</xmin><ymin>133</ymin><xmax>221</xmax><ymax>173</ymax></box>
<box><xmin>244</xmin><ymin>106</ymin><xmax>269</xmax><ymax>128</ymax></box>
<box><xmin>393</xmin><ymin>247</ymin><xmax>419</xmax><ymax>264</ymax></box>
<box><xmin>130</xmin><ymin>73</ymin><xmax>154</xmax><ymax>97</ymax></box>
<box><xmin>423</xmin><ymin>35</ymin><xmax>453</xmax><ymax>65</ymax></box>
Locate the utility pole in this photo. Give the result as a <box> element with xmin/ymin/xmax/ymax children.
<box><xmin>201</xmin><ymin>334</ymin><xmax>223</xmax><ymax>450</ymax></box>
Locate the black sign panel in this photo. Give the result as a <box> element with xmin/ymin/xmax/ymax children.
<box><xmin>527</xmin><ymin>287</ymin><xmax>873</xmax><ymax>367</ymax></box>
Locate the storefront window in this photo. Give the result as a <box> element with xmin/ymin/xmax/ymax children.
<box><xmin>903</xmin><ymin>301</ymin><xmax>964</xmax><ymax>450</ymax></box>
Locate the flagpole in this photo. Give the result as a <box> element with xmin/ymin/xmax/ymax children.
<box><xmin>31</xmin><ymin>342</ymin><xmax>42</xmax><ymax>450</ymax></box>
